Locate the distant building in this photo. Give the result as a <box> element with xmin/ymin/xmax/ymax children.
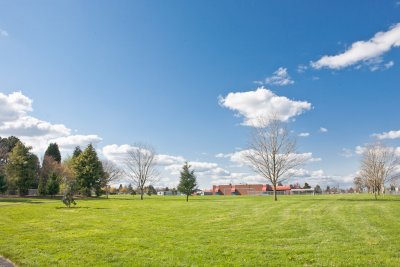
<box><xmin>157</xmin><ymin>191</ymin><xmax>174</xmax><ymax>196</ymax></box>
<box><xmin>212</xmin><ymin>184</ymin><xmax>292</xmax><ymax>196</ymax></box>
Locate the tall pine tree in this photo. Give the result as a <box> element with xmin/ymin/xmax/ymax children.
<box><xmin>44</xmin><ymin>143</ymin><xmax>61</xmax><ymax>163</ymax></box>
<box><xmin>177</xmin><ymin>162</ymin><xmax>198</xmax><ymax>202</ymax></box>
<box><xmin>73</xmin><ymin>144</ymin><xmax>104</xmax><ymax>197</ymax></box>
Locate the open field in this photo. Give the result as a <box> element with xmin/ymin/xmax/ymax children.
<box><xmin>1</xmin><ymin>194</ymin><xmax>400</xmax><ymax>266</ymax></box>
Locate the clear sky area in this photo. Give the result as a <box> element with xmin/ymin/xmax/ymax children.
<box><xmin>1</xmin><ymin>0</ymin><xmax>399</xmax><ymax>188</ymax></box>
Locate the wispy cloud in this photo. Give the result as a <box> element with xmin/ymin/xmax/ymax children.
<box><xmin>254</xmin><ymin>67</ymin><xmax>294</xmax><ymax>86</ymax></box>
<box><xmin>311</xmin><ymin>23</ymin><xmax>400</xmax><ymax>70</ymax></box>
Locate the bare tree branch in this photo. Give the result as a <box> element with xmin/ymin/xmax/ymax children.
<box><xmin>244</xmin><ymin>116</ymin><xmax>305</xmax><ymax>201</ymax></box>
<box><xmin>123</xmin><ymin>143</ymin><xmax>159</xmax><ymax>200</ymax></box>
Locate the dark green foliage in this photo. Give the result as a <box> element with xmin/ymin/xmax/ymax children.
<box><xmin>146</xmin><ymin>185</ymin><xmax>156</xmax><ymax>196</ymax></box>
<box><xmin>62</xmin><ymin>181</ymin><xmax>77</xmax><ymax>208</ymax></box>
<box><xmin>38</xmin><ymin>178</ymin><xmax>47</xmax><ymax>195</ymax></box>
<box><xmin>72</xmin><ymin>146</ymin><xmax>82</xmax><ymax>159</ymax></box>
<box><xmin>304</xmin><ymin>182</ymin><xmax>311</xmax><ymax>189</ymax></box>
<box><xmin>177</xmin><ymin>162</ymin><xmax>198</xmax><ymax>202</ymax></box>
<box><xmin>73</xmin><ymin>144</ymin><xmax>104</xmax><ymax>197</ymax></box>
<box><xmin>44</xmin><ymin>143</ymin><xmax>61</xmax><ymax>163</ymax></box>
<box><xmin>0</xmin><ymin>136</ymin><xmax>21</xmax><ymax>171</ymax></box>
<box><xmin>6</xmin><ymin>142</ymin><xmax>38</xmax><ymax>196</ymax></box>
<box><xmin>0</xmin><ymin>172</ymin><xmax>7</xmax><ymax>194</ymax></box>
<box><xmin>46</xmin><ymin>173</ymin><xmax>60</xmax><ymax>197</ymax></box>
<box><xmin>315</xmin><ymin>184</ymin><xmax>322</xmax><ymax>194</ymax></box>
<box><xmin>127</xmin><ymin>183</ymin><xmax>135</xmax><ymax>195</ymax></box>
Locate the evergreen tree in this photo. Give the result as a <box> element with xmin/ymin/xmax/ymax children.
<box><xmin>62</xmin><ymin>180</ymin><xmax>77</xmax><ymax>208</ymax></box>
<box><xmin>46</xmin><ymin>172</ymin><xmax>60</xmax><ymax>197</ymax></box>
<box><xmin>72</xmin><ymin>146</ymin><xmax>82</xmax><ymax>159</ymax></box>
<box><xmin>6</xmin><ymin>142</ymin><xmax>38</xmax><ymax>196</ymax></box>
<box><xmin>73</xmin><ymin>144</ymin><xmax>104</xmax><ymax>197</ymax></box>
<box><xmin>44</xmin><ymin>143</ymin><xmax>61</xmax><ymax>163</ymax></box>
<box><xmin>314</xmin><ymin>184</ymin><xmax>322</xmax><ymax>194</ymax></box>
<box><xmin>177</xmin><ymin>162</ymin><xmax>198</xmax><ymax>202</ymax></box>
<box><xmin>146</xmin><ymin>185</ymin><xmax>156</xmax><ymax>196</ymax></box>
<box><xmin>304</xmin><ymin>182</ymin><xmax>311</xmax><ymax>189</ymax></box>
<box><xmin>0</xmin><ymin>172</ymin><xmax>7</xmax><ymax>194</ymax></box>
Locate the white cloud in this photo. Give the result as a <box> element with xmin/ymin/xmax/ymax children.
<box><xmin>50</xmin><ymin>135</ymin><xmax>102</xmax><ymax>149</ymax></box>
<box><xmin>319</xmin><ymin>127</ymin><xmax>328</xmax><ymax>133</ymax></box>
<box><xmin>298</xmin><ymin>132</ymin><xmax>310</xmax><ymax>137</ymax></box>
<box><xmin>297</xmin><ymin>64</ymin><xmax>308</xmax><ymax>73</ymax></box>
<box><xmin>0</xmin><ymin>29</ymin><xmax>8</xmax><ymax>37</ymax></box>
<box><xmin>226</xmin><ymin>149</ymin><xmax>321</xmax><ymax>167</ymax></box>
<box><xmin>339</xmin><ymin>148</ymin><xmax>354</xmax><ymax>158</ymax></box>
<box><xmin>0</xmin><ymin>92</ymin><xmax>32</xmax><ymax>122</ymax></box>
<box><xmin>219</xmin><ymin>87</ymin><xmax>311</xmax><ymax>127</ymax></box>
<box><xmin>155</xmin><ymin>154</ymin><xmax>185</xmax><ymax>166</ymax></box>
<box><xmin>384</xmin><ymin>60</ymin><xmax>395</xmax><ymax>69</ymax></box>
<box><xmin>311</xmin><ymin>23</ymin><xmax>400</xmax><ymax>69</ymax></box>
<box><xmin>372</xmin><ymin>130</ymin><xmax>400</xmax><ymax>140</ymax></box>
<box><xmin>264</xmin><ymin>67</ymin><xmax>294</xmax><ymax>86</ymax></box>
<box><xmin>0</xmin><ymin>91</ymin><xmax>102</xmax><ymax>154</ymax></box>
<box><xmin>355</xmin><ymin>145</ymin><xmax>365</xmax><ymax>155</ymax></box>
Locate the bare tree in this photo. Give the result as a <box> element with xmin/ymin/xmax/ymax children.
<box><xmin>245</xmin><ymin>117</ymin><xmax>305</xmax><ymax>201</ymax></box>
<box><xmin>123</xmin><ymin>143</ymin><xmax>158</xmax><ymax>200</ymax></box>
<box><xmin>102</xmin><ymin>160</ymin><xmax>123</xmax><ymax>199</ymax></box>
<box><xmin>359</xmin><ymin>143</ymin><xmax>400</xmax><ymax>200</ymax></box>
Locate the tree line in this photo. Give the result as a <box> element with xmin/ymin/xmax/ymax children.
<box><xmin>0</xmin><ymin>137</ymin><xmax>199</xmax><ymax>204</ymax></box>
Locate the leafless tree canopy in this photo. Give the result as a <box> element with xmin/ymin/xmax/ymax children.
<box><xmin>245</xmin><ymin>117</ymin><xmax>305</xmax><ymax>201</ymax></box>
<box><xmin>102</xmin><ymin>160</ymin><xmax>123</xmax><ymax>198</ymax></box>
<box><xmin>123</xmin><ymin>143</ymin><xmax>158</xmax><ymax>200</ymax></box>
<box><xmin>358</xmin><ymin>143</ymin><xmax>400</xmax><ymax>199</ymax></box>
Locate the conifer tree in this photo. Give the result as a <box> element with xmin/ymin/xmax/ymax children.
<box><xmin>44</xmin><ymin>143</ymin><xmax>61</xmax><ymax>163</ymax></box>
<box><xmin>73</xmin><ymin>144</ymin><xmax>104</xmax><ymax>197</ymax></box>
<box><xmin>177</xmin><ymin>162</ymin><xmax>198</xmax><ymax>202</ymax></box>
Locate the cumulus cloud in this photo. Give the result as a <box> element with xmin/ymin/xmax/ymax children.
<box><xmin>0</xmin><ymin>92</ymin><xmax>33</xmax><ymax>122</ymax></box>
<box><xmin>0</xmin><ymin>91</ymin><xmax>102</xmax><ymax>154</ymax></box>
<box><xmin>264</xmin><ymin>67</ymin><xmax>294</xmax><ymax>86</ymax></box>
<box><xmin>372</xmin><ymin>130</ymin><xmax>400</xmax><ymax>140</ymax></box>
<box><xmin>219</xmin><ymin>87</ymin><xmax>311</xmax><ymax>127</ymax></box>
<box><xmin>50</xmin><ymin>135</ymin><xmax>102</xmax><ymax>149</ymax></box>
<box><xmin>319</xmin><ymin>127</ymin><xmax>328</xmax><ymax>133</ymax></box>
<box><xmin>225</xmin><ymin>149</ymin><xmax>321</xmax><ymax>167</ymax></box>
<box><xmin>311</xmin><ymin>23</ymin><xmax>400</xmax><ymax>70</ymax></box>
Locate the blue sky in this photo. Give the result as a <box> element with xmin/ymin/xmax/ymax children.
<box><xmin>1</xmin><ymin>1</ymin><xmax>400</xmax><ymax>188</ymax></box>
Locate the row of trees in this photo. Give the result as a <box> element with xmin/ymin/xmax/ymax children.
<box><xmin>0</xmin><ymin>136</ymin><xmax>107</xmax><ymax>198</ymax></box>
<box><xmin>0</xmin><ymin>136</ymin><xmax>200</xmax><ymax>203</ymax></box>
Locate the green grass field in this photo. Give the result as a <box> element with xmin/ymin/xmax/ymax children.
<box><xmin>1</xmin><ymin>194</ymin><xmax>399</xmax><ymax>266</ymax></box>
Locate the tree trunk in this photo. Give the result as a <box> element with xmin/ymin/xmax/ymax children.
<box><xmin>273</xmin><ymin>184</ymin><xmax>277</xmax><ymax>201</ymax></box>
<box><xmin>106</xmin><ymin>186</ymin><xmax>109</xmax><ymax>199</ymax></box>
<box><xmin>140</xmin><ymin>188</ymin><xmax>144</xmax><ymax>200</ymax></box>
<box><xmin>186</xmin><ymin>194</ymin><xmax>189</xmax><ymax>202</ymax></box>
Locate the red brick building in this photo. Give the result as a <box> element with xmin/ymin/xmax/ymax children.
<box><xmin>212</xmin><ymin>184</ymin><xmax>291</xmax><ymax>195</ymax></box>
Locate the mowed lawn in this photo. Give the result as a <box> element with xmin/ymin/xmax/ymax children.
<box><xmin>1</xmin><ymin>194</ymin><xmax>400</xmax><ymax>266</ymax></box>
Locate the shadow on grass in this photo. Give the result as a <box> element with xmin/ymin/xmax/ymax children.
<box><xmin>55</xmin><ymin>206</ymin><xmax>110</xmax><ymax>210</ymax></box>
<box><xmin>55</xmin><ymin>206</ymin><xmax>90</xmax><ymax>210</ymax></box>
